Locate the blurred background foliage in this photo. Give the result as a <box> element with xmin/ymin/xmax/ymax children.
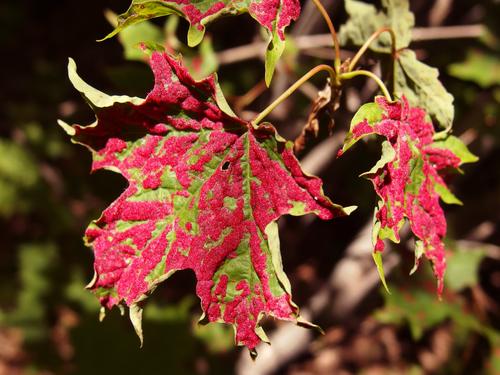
<box><xmin>0</xmin><ymin>0</ymin><xmax>498</xmax><ymax>374</ymax></box>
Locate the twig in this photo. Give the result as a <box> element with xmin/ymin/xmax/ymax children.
<box><xmin>429</xmin><ymin>0</ymin><xmax>453</xmax><ymax>26</ymax></box>
<box><xmin>216</xmin><ymin>41</ymin><xmax>265</xmax><ymax>65</ymax></box>
<box><xmin>456</xmin><ymin>240</ymin><xmax>500</xmax><ymax>260</ymax></box>
<box><xmin>348</xmin><ymin>27</ymin><xmax>396</xmax><ymax>71</ymax></box>
<box><xmin>310</xmin><ymin>0</ymin><xmax>341</xmax><ymax>69</ymax></box>
<box><xmin>232</xmin><ymin>80</ymin><xmax>267</xmax><ymax>114</ymax></box>
<box><xmin>216</xmin><ymin>25</ymin><xmax>484</xmax><ymax>65</ymax></box>
<box><xmin>411</xmin><ymin>24</ymin><xmax>484</xmax><ymax>41</ymax></box>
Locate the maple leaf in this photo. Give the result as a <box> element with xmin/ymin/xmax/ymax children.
<box><xmin>339</xmin><ymin>97</ymin><xmax>477</xmax><ymax>295</ymax></box>
<box><xmin>102</xmin><ymin>0</ymin><xmax>301</xmax><ymax>85</ymax></box>
<box><xmin>339</xmin><ymin>0</ymin><xmax>414</xmax><ymax>53</ymax></box>
<box><xmin>339</xmin><ymin>0</ymin><xmax>454</xmax><ymax>129</ymax></box>
<box><xmin>59</xmin><ymin>52</ymin><xmax>352</xmax><ymax>352</ymax></box>
<box><xmin>394</xmin><ymin>50</ymin><xmax>454</xmax><ymax>131</ymax></box>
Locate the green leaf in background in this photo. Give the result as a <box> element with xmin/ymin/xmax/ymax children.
<box><xmin>192</xmin><ymin>316</ymin><xmax>234</xmax><ymax>353</ymax></box>
<box><xmin>449</xmin><ymin>49</ymin><xmax>500</xmax><ymax>88</ymax></box>
<box><xmin>339</xmin><ymin>1</ymin><xmax>455</xmax><ymax>129</ymax></box>
<box><xmin>486</xmin><ymin>348</ymin><xmax>500</xmax><ymax>375</ymax></box>
<box><xmin>0</xmin><ymin>139</ymin><xmax>39</xmax><ymax>217</ymax></box>
<box><xmin>101</xmin><ymin>0</ymin><xmax>301</xmax><ymax>85</ymax></box>
<box><xmin>339</xmin><ymin>0</ymin><xmax>414</xmax><ymax>53</ymax></box>
<box><xmin>105</xmin><ymin>10</ymin><xmax>164</xmax><ymax>62</ymax></box>
<box><xmin>0</xmin><ymin>243</ymin><xmax>57</xmax><ymax>342</ymax></box>
<box><xmin>395</xmin><ymin>49</ymin><xmax>455</xmax><ymax>129</ymax></box>
<box><xmin>107</xmin><ymin>13</ymin><xmax>219</xmax><ymax>81</ymax></box>
<box><xmin>375</xmin><ymin>284</ymin><xmax>499</xmax><ymax>346</ymax></box>
<box><xmin>445</xmin><ymin>246</ymin><xmax>486</xmax><ymax>291</ymax></box>
<box><xmin>184</xmin><ymin>36</ymin><xmax>219</xmax><ymax>80</ymax></box>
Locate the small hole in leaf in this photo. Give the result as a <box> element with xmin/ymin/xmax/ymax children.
<box><xmin>221</xmin><ymin>161</ymin><xmax>230</xmax><ymax>171</ymax></box>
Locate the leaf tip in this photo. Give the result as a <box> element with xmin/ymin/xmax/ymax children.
<box><xmin>297</xmin><ymin>315</ymin><xmax>324</xmax><ymax>335</ymax></box>
<box><xmin>67</xmin><ymin>57</ymin><xmax>76</xmax><ymax>72</ymax></box>
<box><xmin>372</xmin><ymin>252</ymin><xmax>391</xmax><ymax>294</ymax></box>
<box><xmin>103</xmin><ymin>9</ymin><xmax>118</xmax><ymax>28</ymax></box>
<box><xmin>187</xmin><ymin>25</ymin><xmax>205</xmax><ymax>47</ymax></box>
<box><xmin>97</xmin><ymin>28</ymin><xmax>119</xmax><ymax>42</ymax></box>
<box><xmin>343</xmin><ymin>205</ymin><xmax>358</xmax><ymax>215</ymax></box>
<box><xmin>84</xmin><ymin>271</ymin><xmax>97</xmax><ymax>289</ymax></box>
<box><xmin>264</xmin><ymin>69</ymin><xmax>273</xmax><ymax>88</ymax></box>
<box><xmin>264</xmin><ymin>35</ymin><xmax>285</xmax><ymax>87</ymax></box>
<box><xmin>99</xmin><ymin>307</ymin><xmax>106</xmax><ymax>322</ymax></box>
<box><xmin>57</xmin><ymin>119</ymin><xmax>75</xmax><ymax>136</ymax></box>
<box><xmin>255</xmin><ymin>324</ymin><xmax>270</xmax><ymax>345</ymax></box>
<box><xmin>129</xmin><ymin>304</ymin><xmax>144</xmax><ymax>347</ymax></box>
<box><xmin>249</xmin><ymin>348</ymin><xmax>258</xmax><ymax>359</ymax></box>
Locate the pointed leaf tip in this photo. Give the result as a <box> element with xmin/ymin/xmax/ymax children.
<box><xmin>343</xmin><ymin>205</ymin><xmax>358</xmax><ymax>215</ymax></box>
<box><xmin>129</xmin><ymin>304</ymin><xmax>144</xmax><ymax>347</ymax></box>
<box><xmin>57</xmin><ymin>119</ymin><xmax>75</xmax><ymax>136</ymax></box>
<box><xmin>373</xmin><ymin>252</ymin><xmax>391</xmax><ymax>294</ymax></box>
<box><xmin>99</xmin><ymin>307</ymin><xmax>106</xmax><ymax>322</ymax></box>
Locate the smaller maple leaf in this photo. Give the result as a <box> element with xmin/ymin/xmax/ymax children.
<box><xmin>102</xmin><ymin>0</ymin><xmax>301</xmax><ymax>85</ymax></box>
<box><xmin>339</xmin><ymin>97</ymin><xmax>477</xmax><ymax>295</ymax></box>
<box><xmin>59</xmin><ymin>52</ymin><xmax>354</xmax><ymax>353</ymax></box>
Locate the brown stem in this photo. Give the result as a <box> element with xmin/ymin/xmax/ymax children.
<box><xmin>253</xmin><ymin>64</ymin><xmax>336</xmax><ymax>125</ymax></box>
<box><xmin>310</xmin><ymin>0</ymin><xmax>341</xmax><ymax>71</ymax></box>
<box><xmin>348</xmin><ymin>27</ymin><xmax>397</xmax><ymax>72</ymax></box>
<box><xmin>233</xmin><ymin>80</ymin><xmax>267</xmax><ymax>114</ymax></box>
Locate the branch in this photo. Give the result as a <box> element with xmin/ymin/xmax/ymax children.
<box><xmin>411</xmin><ymin>24</ymin><xmax>484</xmax><ymax>41</ymax></box>
<box><xmin>216</xmin><ymin>25</ymin><xmax>484</xmax><ymax>65</ymax></box>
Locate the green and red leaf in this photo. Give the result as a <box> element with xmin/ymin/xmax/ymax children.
<box><xmin>59</xmin><ymin>52</ymin><xmax>350</xmax><ymax>352</ymax></box>
<box><xmin>339</xmin><ymin>0</ymin><xmax>454</xmax><ymax>129</ymax></box>
<box><xmin>339</xmin><ymin>97</ymin><xmax>477</xmax><ymax>295</ymax></box>
<box><xmin>103</xmin><ymin>0</ymin><xmax>301</xmax><ymax>85</ymax></box>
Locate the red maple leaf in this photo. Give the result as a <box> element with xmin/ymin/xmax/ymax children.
<box><xmin>60</xmin><ymin>52</ymin><xmax>350</xmax><ymax>351</ymax></box>
<box><xmin>340</xmin><ymin>97</ymin><xmax>476</xmax><ymax>295</ymax></box>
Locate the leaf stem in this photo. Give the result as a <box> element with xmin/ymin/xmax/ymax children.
<box><xmin>311</xmin><ymin>0</ymin><xmax>341</xmax><ymax>71</ymax></box>
<box><xmin>348</xmin><ymin>27</ymin><xmax>397</xmax><ymax>72</ymax></box>
<box><xmin>253</xmin><ymin>64</ymin><xmax>336</xmax><ymax>125</ymax></box>
<box><xmin>339</xmin><ymin>70</ymin><xmax>392</xmax><ymax>102</ymax></box>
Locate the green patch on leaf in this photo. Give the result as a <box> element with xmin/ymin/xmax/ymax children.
<box><xmin>434</xmin><ymin>183</ymin><xmax>462</xmax><ymax>205</ymax></box>
<box><xmin>341</xmin><ymin>101</ymin><xmax>383</xmax><ymax>153</ymax></box>
<box><xmin>105</xmin><ymin>10</ymin><xmax>164</xmax><ymax>62</ymax></box>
